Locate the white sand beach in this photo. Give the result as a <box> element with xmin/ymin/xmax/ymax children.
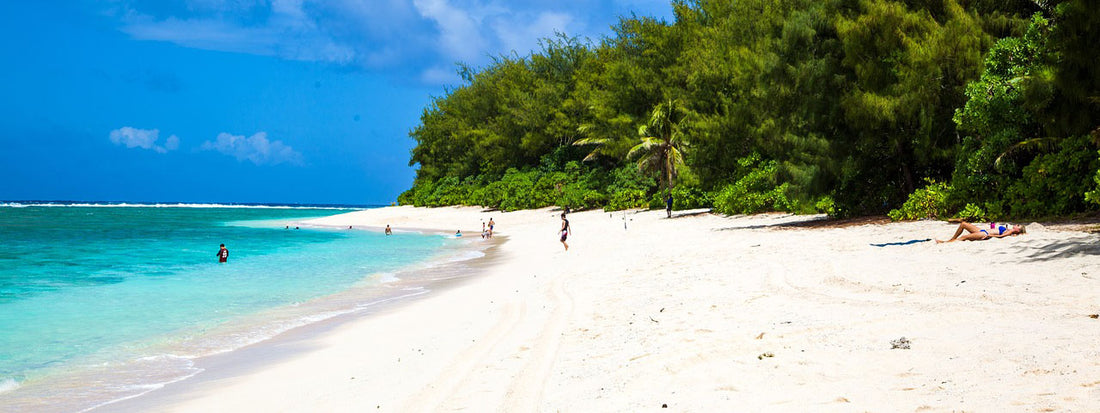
<box><xmin>117</xmin><ymin>206</ymin><xmax>1100</xmax><ymax>412</ymax></box>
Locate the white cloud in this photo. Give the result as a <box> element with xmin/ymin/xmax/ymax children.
<box><xmin>108</xmin><ymin>1</ymin><xmax>674</xmax><ymax>85</ymax></box>
<box><xmin>420</xmin><ymin>65</ymin><xmax>461</xmax><ymax>84</ymax></box>
<box><xmin>164</xmin><ymin>135</ymin><xmax>180</xmax><ymax>151</ymax></box>
<box><xmin>120</xmin><ymin>2</ymin><xmax>355</xmax><ymax>64</ymax></box>
<box><xmin>201</xmin><ymin>132</ymin><xmax>303</xmax><ymax>166</ymax></box>
<box><xmin>493</xmin><ymin>11</ymin><xmax>574</xmax><ymax>56</ymax></box>
<box><xmin>109</xmin><ymin>127</ymin><xmax>179</xmax><ymax>154</ymax></box>
<box><xmin>413</xmin><ymin>0</ymin><xmax>486</xmax><ymax>62</ymax></box>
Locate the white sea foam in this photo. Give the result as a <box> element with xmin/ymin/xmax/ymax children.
<box><xmin>374</xmin><ymin>272</ymin><xmax>401</xmax><ymax>283</ymax></box>
<box><xmin>76</xmin><ymin>366</ymin><xmax>204</xmax><ymax>413</ymax></box>
<box><xmin>447</xmin><ymin>250</ymin><xmax>486</xmax><ymax>262</ymax></box>
<box><xmin>0</xmin><ymin>378</ymin><xmax>20</xmax><ymax>394</ymax></box>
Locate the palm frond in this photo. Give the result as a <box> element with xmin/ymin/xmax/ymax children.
<box><xmin>627</xmin><ymin>139</ymin><xmax>661</xmax><ymax>160</ymax></box>
<box><xmin>994</xmin><ymin>137</ymin><xmax>1058</xmax><ymax>170</ymax></box>
<box><xmin>572</xmin><ymin>136</ymin><xmax>611</xmax><ymax>146</ymax></box>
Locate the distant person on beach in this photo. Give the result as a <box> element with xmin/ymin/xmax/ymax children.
<box><xmin>559</xmin><ymin>213</ymin><xmax>571</xmax><ymax>251</ymax></box>
<box><xmin>481</xmin><ymin>222</ymin><xmax>488</xmax><ymax>238</ymax></box>
<box><xmin>385</xmin><ymin>225</ymin><xmax>392</xmax><ymax>235</ymax></box>
<box><xmin>455</xmin><ymin>230</ymin><xmax>462</xmax><ymax>237</ymax></box>
<box><xmin>488</xmin><ymin>218</ymin><xmax>495</xmax><ymax>238</ymax></box>
<box><xmin>936</xmin><ymin>222</ymin><xmax>1026</xmax><ymax>243</ymax></box>
<box><xmin>665</xmin><ymin>193</ymin><xmax>674</xmax><ymax>218</ymax></box>
<box><xmin>217</xmin><ymin>244</ymin><xmax>229</xmax><ymax>263</ymax></box>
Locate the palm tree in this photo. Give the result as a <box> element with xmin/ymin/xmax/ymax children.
<box><xmin>628</xmin><ymin>98</ymin><xmax>690</xmax><ymax>193</ymax></box>
<box><xmin>572</xmin><ymin>112</ymin><xmax>634</xmax><ymax>162</ymax></box>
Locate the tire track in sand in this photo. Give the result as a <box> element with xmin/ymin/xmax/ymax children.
<box><xmin>401</xmin><ymin>299</ymin><xmax>527</xmax><ymax>412</ymax></box>
<box><xmin>501</xmin><ymin>276</ymin><xmax>575</xmax><ymax>412</ymax></box>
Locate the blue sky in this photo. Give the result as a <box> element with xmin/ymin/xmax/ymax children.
<box><xmin>0</xmin><ymin>0</ymin><xmax>672</xmax><ymax>205</ymax></box>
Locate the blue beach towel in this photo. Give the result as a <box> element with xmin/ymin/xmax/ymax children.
<box><xmin>869</xmin><ymin>238</ymin><xmax>931</xmax><ymax>247</ymax></box>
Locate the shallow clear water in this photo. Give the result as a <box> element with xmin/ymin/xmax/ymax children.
<box><xmin>0</xmin><ymin>205</ymin><xmax>459</xmax><ymax>410</ymax></box>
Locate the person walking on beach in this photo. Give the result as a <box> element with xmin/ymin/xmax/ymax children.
<box><xmin>559</xmin><ymin>213</ymin><xmax>571</xmax><ymax>251</ymax></box>
<box><xmin>488</xmin><ymin>218</ymin><xmax>495</xmax><ymax>238</ymax></box>
<box><xmin>216</xmin><ymin>244</ymin><xmax>229</xmax><ymax>263</ymax></box>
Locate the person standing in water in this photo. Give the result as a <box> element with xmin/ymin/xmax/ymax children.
<box><xmin>559</xmin><ymin>213</ymin><xmax>571</xmax><ymax>251</ymax></box>
<box><xmin>385</xmin><ymin>225</ymin><xmax>392</xmax><ymax>235</ymax></box>
<box><xmin>217</xmin><ymin>244</ymin><xmax>229</xmax><ymax>263</ymax></box>
<box><xmin>488</xmin><ymin>218</ymin><xmax>495</xmax><ymax>238</ymax></box>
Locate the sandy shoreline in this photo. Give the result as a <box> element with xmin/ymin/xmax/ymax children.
<box><xmin>108</xmin><ymin>206</ymin><xmax>1100</xmax><ymax>412</ymax></box>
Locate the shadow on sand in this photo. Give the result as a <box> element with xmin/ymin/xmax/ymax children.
<box><xmin>715</xmin><ymin>215</ymin><xmax>889</xmax><ymax>231</ymax></box>
<box><xmin>1014</xmin><ymin>234</ymin><xmax>1100</xmax><ymax>262</ymax></box>
<box><xmin>669</xmin><ymin>209</ymin><xmax>713</xmax><ymax>219</ymax></box>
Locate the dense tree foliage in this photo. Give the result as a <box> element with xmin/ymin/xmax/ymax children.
<box><xmin>400</xmin><ymin>0</ymin><xmax>1099</xmax><ymax>219</ymax></box>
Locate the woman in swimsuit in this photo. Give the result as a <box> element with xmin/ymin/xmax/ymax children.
<box><xmin>936</xmin><ymin>221</ymin><xmax>1026</xmax><ymax>243</ymax></box>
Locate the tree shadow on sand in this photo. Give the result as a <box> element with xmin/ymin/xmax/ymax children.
<box><xmin>714</xmin><ymin>215</ymin><xmax>888</xmax><ymax>231</ymax></box>
<box><xmin>1014</xmin><ymin>235</ymin><xmax>1100</xmax><ymax>262</ymax></box>
<box><xmin>669</xmin><ymin>208</ymin><xmax>713</xmax><ymax>219</ymax></box>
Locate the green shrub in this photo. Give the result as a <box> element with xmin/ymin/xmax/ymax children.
<box><xmin>605</xmin><ymin>189</ymin><xmax>648</xmax><ymax>211</ymax></box>
<box><xmin>887</xmin><ymin>179</ymin><xmax>950</xmax><ymax>221</ymax></box>
<box><xmin>647</xmin><ymin>186</ymin><xmax>712</xmax><ymax>210</ymax></box>
<box><xmin>1003</xmin><ymin>135</ymin><xmax>1099</xmax><ymax>217</ymax></box>
<box><xmin>955</xmin><ymin>203</ymin><xmax>987</xmax><ymax>221</ymax></box>
<box><xmin>712</xmin><ymin>156</ymin><xmax>792</xmax><ymax>215</ymax></box>
<box><xmin>1087</xmin><ymin>150</ymin><xmax>1100</xmax><ymax>206</ymax></box>
<box><xmin>813</xmin><ymin>196</ymin><xmax>836</xmax><ymax>216</ymax></box>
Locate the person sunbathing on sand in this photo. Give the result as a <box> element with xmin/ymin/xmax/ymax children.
<box><xmin>936</xmin><ymin>221</ymin><xmax>1026</xmax><ymax>243</ymax></box>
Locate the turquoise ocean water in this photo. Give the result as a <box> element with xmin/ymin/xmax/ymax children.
<box><xmin>0</xmin><ymin>204</ymin><xmax>473</xmax><ymax>411</ymax></box>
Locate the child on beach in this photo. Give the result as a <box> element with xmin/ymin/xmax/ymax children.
<box><xmin>936</xmin><ymin>221</ymin><xmax>1026</xmax><ymax>243</ymax></box>
<box><xmin>559</xmin><ymin>213</ymin><xmax>571</xmax><ymax>251</ymax></box>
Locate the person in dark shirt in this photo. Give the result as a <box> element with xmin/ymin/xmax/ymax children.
<box><xmin>559</xmin><ymin>213</ymin><xmax>571</xmax><ymax>251</ymax></box>
<box><xmin>217</xmin><ymin>244</ymin><xmax>229</xmax><ymax>263</ymax></box>
<box><xmin>665</xmin><ymin>193</ymin><xmax>673</xmax><ymax>218</ymax></box>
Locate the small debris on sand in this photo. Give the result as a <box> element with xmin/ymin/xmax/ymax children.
<box><xmin>891</xmin><ymin>337</ymin><xmax>911</xmax><ymax>349</ymax></box>
<box><xmin>758</xmin><ymin>352</ymin><xmax>774</xmax><ymax>360</ymax></box>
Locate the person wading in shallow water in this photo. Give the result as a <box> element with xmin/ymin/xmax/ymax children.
<box><xmin>559</xmin><ymin>213</ymin><xmax>571</xmax><ymax>251</ymax></box>
<box><xmin>217</xmin><ymin>244</ymin><xmax>229</xmax><ymax>263</ymax></box>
